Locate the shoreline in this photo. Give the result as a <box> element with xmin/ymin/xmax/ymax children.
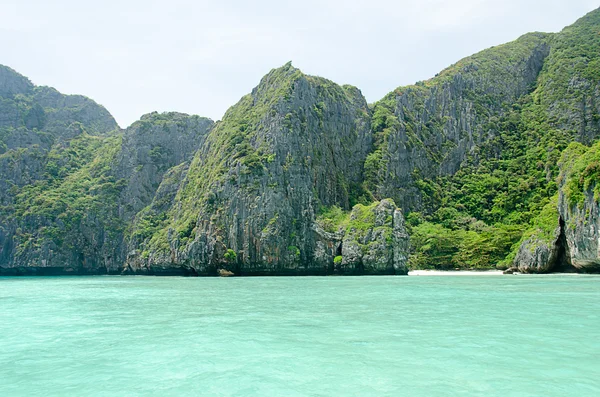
<box><xmin>408</xmin><ymin>270</ymin><xmax>504</xmax><ymax>276</ymax></box>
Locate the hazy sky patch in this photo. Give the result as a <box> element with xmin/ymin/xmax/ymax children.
<box><xmin>1</xmin><ymin>0</ymin><xmax>597</xmax><ymax>127</ymax></box>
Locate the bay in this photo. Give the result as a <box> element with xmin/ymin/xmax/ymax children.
<box><xmin>1</xmin><ymin>275</ymin><xmax>599</xmax><ymax>396</ymax></box>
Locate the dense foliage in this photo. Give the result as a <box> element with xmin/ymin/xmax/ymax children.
<box><xmin>365</xmin><ymin>9</ymin><xmax>600</xmax><ymax>269</ymax></box>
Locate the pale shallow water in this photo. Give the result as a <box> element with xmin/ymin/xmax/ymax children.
<box><xmin>0</xmin><ymin>275</ymin><xmax>599</xmax><ymax>397</ymax></box>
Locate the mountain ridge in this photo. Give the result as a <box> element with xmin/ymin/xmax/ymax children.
<box><xmin>1</xmin><ymin>7</ymin><xmax>600</xmax><ymax>275</ymax></box>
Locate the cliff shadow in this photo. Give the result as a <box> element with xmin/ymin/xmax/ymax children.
<box><xmin>550</xmin><ymin>217</ymin><xmax>576</xmax><ymax>273</ymax></box>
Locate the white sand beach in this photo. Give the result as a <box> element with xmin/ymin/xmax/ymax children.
<box><xmin>408</xmin><ymin>270</ymin><xmax>504</xmax><ymax>276</ymax></box>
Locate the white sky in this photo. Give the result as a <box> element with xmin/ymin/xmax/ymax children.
<box><xmin>1</xmin><ymin>0</ymin><xmax>597</xmax><ymax>128</ymax></box>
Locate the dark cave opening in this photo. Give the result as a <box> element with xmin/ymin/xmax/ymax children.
<box><xmin>551</xmin><ymin>217</ymin><xmax>576</xmax><ymax>273</ymax></box>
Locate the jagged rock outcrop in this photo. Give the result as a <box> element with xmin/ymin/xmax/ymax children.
<box><xmin>336</xmin><ymin>199</ymin><xmax>409</xmax><ymax>275</ymax></box>
<box><xmin>0</xmin><ymin>105</ymin><xmax>212</xmax><ymax>274</ymax></box>
<box><xmin>555</xmin><ymin>143</ymin><xmax>600</xmax><ymax>272</ymax></box>
<box><xmin>115</xmin><ymin>112</ymin><xmax>213</xmax><ymax>218</ymax></box>
<box><xmin>0</xmin><ymin>65</ymin><xmax>33</xmax><ymax>96</ymax></box>
<box><xmin>311</xmin><ymin>199</ymin><xmax>409</xmax><ymax>275</ymax></box>
<box><xmin>558</xmin><ymin>195</ymin><xmax>600</xmax><ymax>273</ymax></box>
<box><xmin>128</xmin><ymin>63</ymin><xmax>382</xmax><ymax>275</ymax></box>
<box><xmin>366</xmin><ymin>33</ymin><xmax>551</xmax><ymax>211</ymax></box>
<box><xmin>511</xmin><ymin>142</ymin><xmax>600</xmax><ymax>274</ymax></box>
<box><xmin>512</xmin><ymin>221</ymin><xmax>570</xmax><ymax>274</ymax></box>
<box><xmin>513</xmin><ymin>235</ymin><xmax>556</xmax><ymax>273</ymax></box>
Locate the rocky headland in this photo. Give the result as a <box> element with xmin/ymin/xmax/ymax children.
<box><xmin>2</xmin><ymin>8</ymin><xmax>600</xmax><ymax>275</ymax></box>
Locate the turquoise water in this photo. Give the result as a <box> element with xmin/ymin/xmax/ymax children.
<box><xmin>0</xmin><ymin>276</ymin><xmax>599</xmax><ymax>396</ymax></box>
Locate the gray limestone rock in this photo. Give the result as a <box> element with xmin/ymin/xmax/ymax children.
<box><xmin>371</xmin><ymin>34</ymin><xmax>551</xmax><ymax>211</ymax></box>
<box><xmin>127</xmin><ymin>64</ymin><xmax>409</xmax><ymax>276</ymax></box>
<box><xmin>340</xmin><ymin>199</ymin><xmax>409</xmax><ymax>275</ymax></box>
<box><xmin>513</xmin><ymin>230</ymin><xmax>561</xmax><ymax>273</ymax></box>
<box><xmin>558</xmin><ymin>181</ymin><xmax>600</xmax><ymax>273</ymax></box>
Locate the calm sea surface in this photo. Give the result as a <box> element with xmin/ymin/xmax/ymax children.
<box><xmin>1</xmin><ymin>275</ymin><xmax>599</xmax><ymax>396</ymax></box>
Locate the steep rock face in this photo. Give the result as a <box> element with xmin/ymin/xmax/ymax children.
<box><xmin>378</xmin><ymin>9</ymin><xmax>600</xmax><ymax>271</ymax></box>
<box><xmin>366</xmin><ymin>33</ymin><xmax>550</xmax><ymax>211</ymax></box>
<box><xmin>125</xmin><ymin>162</ymin><xmax>193</xmax><ymax>274</ymax></box>
<box><xmin>558</xmin><ymin>193</ymin><xmax>600</xmax><ymax>272</ymax></box>
<box><xmin>131</xmin><ymin>63</ymin><xmax>386</xmax><ymax>275</ymax></box>
<box><xmin>0</xmin><ymin>111</ymin><xmax>213</xmax><ymax>275</ymax></box>
<box><xmin>537</xmin><ymin>10</ymin><xmax>600</xmax><ymax>144</ymax></box>
<box><xmin>0</xmin><ymin>65</ymin><xmax>34</xmax><ymax>96</ymax></box>
<box><xmin>512</xmin><ymin>142</ymin><xmax>600</xmax><ymax>274</ymax></box>
<box><xmin>115</xmin><ymin>112</ymin><xmax>213</xmax><ymax>218</ymax></box>
<box><xmin>0</xmin><ymin>65</ymin><xmax>118</xmax><ymax>202</ymax></box>
<box><xmin>512</xmin><ymin>227</ymin><xmax>566</xmax><ymax>274</ymax></box>
<box><xmin>336</xmin><ymin>199</ymin><xmax>409</xmax><ymax>275</ymax></box>
<box><xmin>555</xmin><ymin>142</ymin><xmax>600</xmax><ymax>272</ymax></box>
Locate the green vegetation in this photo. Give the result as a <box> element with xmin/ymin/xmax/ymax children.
<box><xmin>407</xmin><ymin>220</ymin><xmax>522</xmax><ymax>270</ymax></box>
<box><xmin>7</xmin><ymin>134</ymin><xmax>126</xmax><ymax>253</ymax></box>
<box><xmin>560</xmin><ymin>142</ymin><xmax>600</xmax><ymax>206</ymax></box>
<box><xmin>288</xmin><ymin>246</ymin><xmax>301</xmax><ymax>259</ymax></box>
<box><xmin>224</xmin><ymin>249</ymin><xmax>237</xmax><ymax>263</ymax></box>
<box><xmin>317</xmin><ymin>205</ymin><xmax>348</xmax><ymax>233</ymax></box>
<box><xmin>318</xmin><ymin>202</ymin><xmax>381</xmax><ymax>235</ymax></box>
<box><xmin>517</xmin><ymin>196</ymin><xmax>560</xmax><ymax>245</ymax></box>
<box><xmin>364</xmin><ymin>9</ymin><xmax>600</xmax><ymax>269</ymax></box>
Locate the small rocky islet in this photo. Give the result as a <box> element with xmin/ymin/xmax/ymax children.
<box><xmin>1</xmin><ymin>9</ymin><xmax>600</xmax><ymax>276</ymax></box>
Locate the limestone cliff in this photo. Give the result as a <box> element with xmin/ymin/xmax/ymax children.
<box><xmin>555</xmin><ymin>143</ymin><xmax>600</xmax><ymax>273</ymax></box>
<box><xmin>365</xmin><ymin>33</ymin><xmax>550</xmax><ymax>211</ymax></box>
<box><xmin>507</xmin><ymin>10</ymin><xmax>600</xmax><ymax>273</ymax></box>
<box><xmin>127</xmin><ymin>64</ymin><xmax>409</xmax><ymax>275</ymax></box>
<box><xmin>3</xmin><ymin>8</ymin><xmax>600</xmax><ymax>275</ymax></box>
<box><xmin>512</xmin><ymin>142</ymin><xmax>600</xmax><ymax>273</ymax></box>
<box><xmin>0</xmin><ymin>104</ymin><xmax>212</xmax><ymax>274</ymax></box>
